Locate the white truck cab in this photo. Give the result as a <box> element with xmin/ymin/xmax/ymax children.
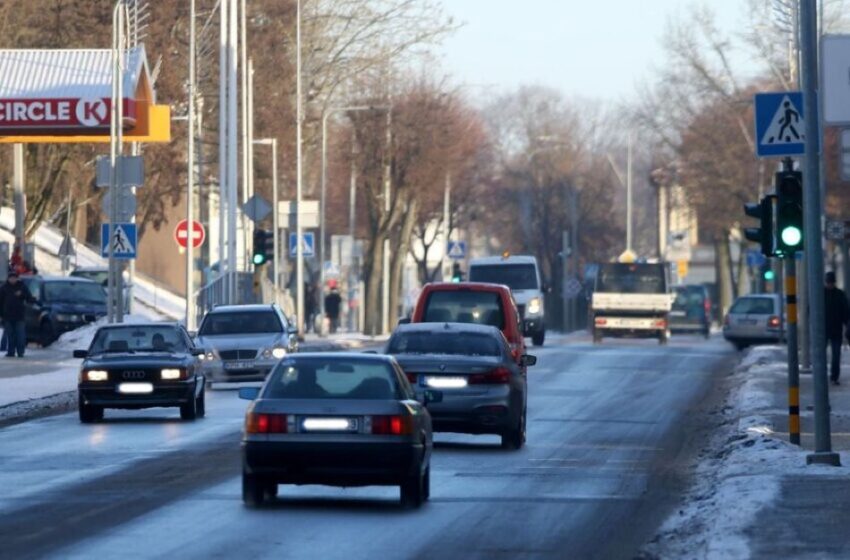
<box><xmin>468</xmin><ymin>255</ymin><xmax>546</xmax><ymax>346</ymax></box>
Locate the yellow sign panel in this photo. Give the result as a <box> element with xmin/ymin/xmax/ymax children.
<box><xmin>677</xmin><ymin>260</ymin><xmax>689</xmax><ymax>278</ymax></box>
<box><xmin>618</xmin><ymin>249</ymin><xmax>637</xmax><ymax>263</ymax></box>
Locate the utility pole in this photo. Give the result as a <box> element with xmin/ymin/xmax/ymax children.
<box><xmin>626</xmin><ymin>132</ymin><xmax>633</xmax><ymax>253</ymax></box>
<box><xmin>186</xmin><ymin>0</ymin><xmax>196</xmax><ymax>330</ymax></box>
<box><xmin>443</xmin><ymin>172</ymin><xmax>451</xmax><ymax>281</ymax></box>
<box><xmin>800</xmin><ymin>0</ymin><xmax>839</xmax><ymax>466</ymax></box>
<box><xmin>12</xmin><ymin>144</ymin><xmax>25</xmax><ymax>248</ymax></box>
<box><xmin>382</xmin><ymin>107</ymin><xmax>393</xmax><ymax>334</ymax></box>
<box><xmin>218</xmin><ymin>0</ymin><xmax>228</xmax><ymax>303</ymax></box>
<box><xmin>227</xmin><ymin>0</ymin><xmax>238</xmax><ymax>302</ymax></box>
<box><xmin>295</xmin><ymin>0</ymin><xmax>304</xmax><ymax>336</ymax></box>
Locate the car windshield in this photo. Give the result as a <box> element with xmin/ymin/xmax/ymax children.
<box><xmin>596</xmin><ymin>263</ymin><xmax>667</xmax><ymax>294</ymax></box>
<box><xmin>673</xmin><ymin>287</ymin><xmax>706</xmax><ymax>311</ymax></box>
<box><xmin>730</xmin><ymin>297</ymin><xmax>775</xmax><ymax>315</ymax></box>
<box><xmin>199</xmin><ymin>311</ymin><xmax>282</xmax><ymax>335</ymax></box>
<box><xmin>388</xmin><ymin>331</ymin><xmax>502</xmax><ymax>356</ymax></box>
<box><xmin>43</xmin><ymin>281</ymin><xmax>106</xmax><ymax>304</ymax></box>
<box><xmin>90</xmin><ymin>326</ymin><xmax>188</xmax><ymax>354</ymax></box>
<box><xmin>264</xmin><ymin>358</ymin><xmax>402</xmax><ymax>400</ymax></box>
<box><xmin>71</xmin><ymin>270</ymin><xmax>108</xmax><ymax>285</ymax></box>
<box><xmin>469</xmin><ymin>264</ymin><xmax>538</xmax><ymax>290</ymax></box>
<box><xmin>423</xmin><ymin>290</ymin><xmax>505</xmax><ymax>329</ymax></box>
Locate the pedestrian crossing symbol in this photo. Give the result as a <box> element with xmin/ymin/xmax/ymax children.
<box><xmin>101</xmin><ymin>223</ymin><xmax>137</xmax><ymax>259</ymax></box>
<box><xmin>447</xmin><ymin>240</ymin><xmax>466</xmax><ymax>260</ymax></box>
<box><xmin>754</xmin><ymin>91</ymin><xmax>807</xmax><ymax>158</ymax></box>
<box><xmin>289</xmin><ymin>232</ymin><xmax>315</xmax><ymax>258</ymax></box>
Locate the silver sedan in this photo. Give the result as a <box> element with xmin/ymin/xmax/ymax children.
<box><xmin>239</xmin><ymin>353</ymin><xmax>435</xmax><ymax>508</ymax></box>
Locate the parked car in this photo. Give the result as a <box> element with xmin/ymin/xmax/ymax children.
<box><xmin>195</xmin><ymin>304</ymin><xmax>299</xmax><ymax>384</ymax></box>
<box><xmin>722</xmin><ymin>293</ymin><xmax>784</xmax><ymax>350</ymax></box>
<box><xmin>70</xmin><ymin>266</ymin><xmax>131</xmax><ymax>310</ymax></box>
<box><xmin>670</xmin><ymin>284</ymin><xmax>712</xmax><ymax>338</ymax></box>
<box><xmin>239</xmin><ymin>353</ymin><xmax>436</xmax><ymax>508</ymax></box>
<box><xmin>74</xmin><ymin>322</ymin><xmax>206</xmax><ymax>423</ymax></box>
<box><xmin>20</xmin><ymin>275</ymin><xmax>107</xmax><ymax>346</ymax></box>
<box><xmin>404</xmin><ymin>282</ymin><xmax>527</xmax><ymax>364</ymax></box>
<box><xmin>387</xmin><ymin>322</ymin><xmax>535</xmax><ymax>449</ymax></box>
<box><xmin>468</xmin><ymin>255</ymin><xmax>547</xmax><ymax>346</ymax></box>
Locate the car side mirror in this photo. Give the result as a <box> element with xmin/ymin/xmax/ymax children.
<box><xmin>73</xmin><ymin>349</ymin><xmax>88</xmax><ymax>359</ymax></box>
<box><xmin>238</xmin><ymin>387</ymin><xmax>261</xmax><ymax>400</ymax></box>
<box><xmin>521</xmin><ymin>354</ymin><xmax>537</xmax><ymax>367</ymax></box>
<box><xmin>191</xmin><ymin>348</ymin><xmax>205</xmax><ymax>357</ymax></box>
<box><xmin>187</xmin><ymin>330</ymin><xmax>197</xmax><ymax>339</ymax></box>
<box><xmin>423</xmin><ymin>389</ymin><xmax>443</xmax><ymax>405</ymax></box>
<box><xmin>397</xmin><ymin>316</ymin><xmax>410</xmax><ymax>325</ymax></box>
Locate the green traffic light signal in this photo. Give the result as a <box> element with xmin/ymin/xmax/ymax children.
<box><xmin>781</xmin><ymin>225</ymin><xmax>802</xmax><ymax>247</ymax></box>
<box><xmin>775</xmin><ymin>170</ymin><xmax>803</xmax><ymax>256</ymax></box>
<box><xmin>252</xmin><ymin>252</ymin><xmax>266</xmax><ymax>266</ymax></box>
<box><xmin>252</xmin><ymin>229</ymin><xmax>274</xmax><ymax>266</ymax></box>
<box><xmin>764</xmin><ymin>269</ymin><xmax>776</xmax><ymax>281</ymax></box>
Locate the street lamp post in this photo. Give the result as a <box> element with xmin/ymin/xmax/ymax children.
<box><xmin>253</xmin><ymin>138</ymin><xmax>280</xmax><ymax>297</ymax></box>
<box><xmin>319</xmin><ymin>105</ymin><xmax>390</xmax><ymax>334</ymax></box>
<box><xmin>186</xmin><ymin>0</ymin><xmax>196</xmax><ymax>330</ymax></box>
<box><xmin>295</xmin><ymin>0</ymin><xmax>304</xmax><ymax>335</ymax></box>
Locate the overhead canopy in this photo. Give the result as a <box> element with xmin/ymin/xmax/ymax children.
<box><xmin>0</xmin><ymin>46</ymin><xmax>170</xmax><ymax>143</ymax></box>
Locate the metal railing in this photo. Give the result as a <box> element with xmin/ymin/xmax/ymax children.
<box><xmin>194</xmin><ymin>271</ymin><xmax>259</xmax><ymax>323</ymax></box>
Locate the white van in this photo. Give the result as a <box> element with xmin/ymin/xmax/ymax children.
<box><xmin>468</xmin><ymin>255</ymin><xmax>546</xmax><ymax>346</ymax></box>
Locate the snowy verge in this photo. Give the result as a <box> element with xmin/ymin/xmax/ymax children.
<box><xmin>644</xmin><ymin>345</ymin><xmax>846</xmax><ymax>560</ymax></box>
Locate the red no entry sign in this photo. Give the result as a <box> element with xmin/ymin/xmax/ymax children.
<box><xmin>174</xmin><ymin>219</ymin><xmax>205</xmax><ymax>249</ymax></box>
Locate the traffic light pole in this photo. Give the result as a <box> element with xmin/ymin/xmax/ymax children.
<box><xmin>800</xmin><ymin>0</ymin><xmax>839</xmax><ymax>466</ymax></box>
<box><xmin>786</xmin><ymin>255</ymin><xmax>801</xmax><ymax>445</ymax></box>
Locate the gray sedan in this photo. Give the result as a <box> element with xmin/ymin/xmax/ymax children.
<box><xmin>386</xmin><ymin>322</ymin><xmax>535</xmax><ymax>450</ymax></box>
<box><xmin>239</xmin><ymin>353</ymin><xmax>436</xmax><ymax>508</ymax></box>
<box><xmin>722</xmin><ymin>293</ymin><xmax>784</xmax><ymax>350</ymax></box>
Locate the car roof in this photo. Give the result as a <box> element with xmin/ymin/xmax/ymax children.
<box><xmin>469</xmin><ymin>255</ymin><xmax>538</xmax><ymax>266</ymax></box>
<box><xmin>23</xmin><ymin>275</ymin><xmax>99</xmax><ymax>284</ymax></box>
<box><xmin>208</xmin><ymin>304</ymin><xmax>278</xmax><ymax>313</ymax></box>
<box><xmin>422</xmin><ymin>282</ymin><xmax>511</xmax><ymax>293</ymax></box>
<box><xmin>97</xmin><ymin>321</ymin><xmax>182</xmax><ymax>330</ymax></box>
<box><xmin>71</xmin><ymin>267</ymin><xmax>106</xmax><ymax>273</ymax></box>
<box><xmin>393</xmin><ymin>322</ymin><xmax>502</xmax><ymax>336</ymax></box>
<box><xmin>281</xmin><ymin>352</ymin><xmax>396</xmax><ymax>363</ymax></box>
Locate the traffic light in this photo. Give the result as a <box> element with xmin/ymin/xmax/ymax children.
<box><xmin>763</xmin><ymin>268</ymin><xmax>776</xmax><ymax>281</ymax></box>
<box><xmin>775</xmin><ymin>170</ymin><xmax>803</xmax><ymax>256</ymax></box>
<box><xmin>743</xmin><ymin>195</ymin><xmax>775</xmax><ymax>257</ymax></box>
<box><xmin>252</xmin><ymin>229</ymin><xmax>274</xmax><ymax>266</ymax></box>
<box><xmin>451</xmin><ymin>262</ymin><xmax>464</xmax><ymax>282</ymax></box>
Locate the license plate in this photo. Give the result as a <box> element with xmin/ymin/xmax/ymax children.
<box><xmin>740</xmin><ymin>319</ymin><xmax>758</xmax><ymax>325</ymax></box>
<box><xmin>301</xmin><ymin>417</ymin><xmax>358</xmax><ymax>432</ymax></box>
<box><xmin>424</xmin><ymin>376</ymin><xmax>468</xmax><ymax>389</ymax></box>
<box><xmin>225</xmin><ymin>360</ymin><xmax>254</xmax><ymax>370</ymax></box>
<box><xmin>671</xmin><ymin>311</ymin><xmax>686</xmax><ymax>317</ymax></box>
<box><xmin>117</xmin><ymin>382</ymin><xmax>154</xmax><ymax>394</ymax></box>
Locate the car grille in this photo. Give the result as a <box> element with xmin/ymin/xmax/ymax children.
<box><xmin>219</xmin><ymin>349</ymin><xmax>258</xmax><ymax>360</ymax></box>
<box><xmin>115</xmin><ymin>368</ymin><xmax>158</xmax><ymax>381</ymax></box>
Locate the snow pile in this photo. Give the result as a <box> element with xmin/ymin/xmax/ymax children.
<box><xmin>645</xmin><ymin>346</ymin><xmax>845</xmax><ymax>559</ymax></box>
<box><xmin>52</xmin><ymin>314</ymin><xmax>160</xmax><ymax>351</ymax></box>
<box><xmin>0</xmin><ymin>207</ymin><xmax>185</xmax><ymax>320</ymax></box>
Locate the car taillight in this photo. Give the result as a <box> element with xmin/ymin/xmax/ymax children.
<box><xmin>468</xmin><ymin>367</ymin><xmax>512</xmax><ymax>385</ymax></box>
<box><xmin>372</xmin><ymin>414</ymin><xmax>413</xmax><ymax>435</ymax></box>
<box><xmin>245</xmin><ymin>413</ymin><xmax>287</xmax><ymax>434</ymax></box>
<box><xmin>595</xmin><ymin>317</ymin><xmax>607</xmax><ymax>326</ymax></box>
<box><xmin>405</xmin><ymin>372</ymin><xmax>417</xmax><ymax>384</ymax></box>
<box><xmin>768</xmin><ymin>316</ymin><xmax>781</xmax><ymax>328</ymax></box>
<box><xmin>654</xmin><ymin>319</ymin><xmax>667</xmax><ymax>328</ymax></box>
<box><xmin>704</xmin><ymin>299</ymin><xmax>711</xmax><ymax>314</ymax></box>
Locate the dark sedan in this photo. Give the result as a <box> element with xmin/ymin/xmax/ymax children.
<box><xmin>75</xmin><ymin>323</ymin><xmax>206</xmax><ymax>423</ymax></box>
<box><xmin>386</xmin><ymin>322</ymin><xmax>535</xmax><ymax>450</ymax></box>
<box><xmin>239</xmin><ymin>353</ymin><xmax>436</xmax><ymax>508</ymax></box>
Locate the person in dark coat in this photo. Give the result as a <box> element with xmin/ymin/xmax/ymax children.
<box><xmin>0</xmin><ymin>271</ymin><xmax>35</xmax><ymax>358</ymax></box>
<box><xmin>824</xmin><ymin>271</ymin><xmax>850</xmax><ymax>385</ymax></box>
<box><xmin>324</xmin><ymin>282</ymin><xmax>342</xmax><ymax>334</ymax></box>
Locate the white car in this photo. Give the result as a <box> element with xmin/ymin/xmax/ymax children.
<box><xmin>722</xmin><ymin>294</ymin><xmax>784</xmax><ymax>350</ymax></box>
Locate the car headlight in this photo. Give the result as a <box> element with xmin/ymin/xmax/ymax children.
<box><xmin>527</xmin><ymin>298</ymin><xmax>542</xmax><ymax>315</ymax></box>
<box><xmin>201</xmin><ymin>349</ymin><xmax>220</xmax><ymax>361</ymax></box>
<box><xmin>262</xmin><ymin>347</ymin><xmax>287</xmax><ymax>359</ymax></box>
<box><xmin>83</xmin><ymin>369</ymin><xmax>109</xmax><ymax>382</ymax></box>
<box><xmin>161</xmin><ymin>368</ymin><xmax>184</xmax><ymax>380</ymax></box>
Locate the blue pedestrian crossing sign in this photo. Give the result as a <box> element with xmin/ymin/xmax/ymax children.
<box><xmin>289</xmin><ymin>232</ymin><xmax>315</xmax><ymax>258</ymax></box>
<box><xmin>101</xmin><ymin>223</ymin><xmax>137</xmax><ymax>259</ymax></box>
<box><xmin>754</xmin><ymin>92</ymin><xmax>806</xmax><ymax>158</ymax></box>
<box><xmin>447</xmin><ymin>240</ymin><xmax>466</xmax><ymax>260</ymax></box>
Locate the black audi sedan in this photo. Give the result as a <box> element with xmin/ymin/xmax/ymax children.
<box><xmin>75</xmin><ymin>323</ymin><xmax>207</xmax><ymax>423</ymax></box>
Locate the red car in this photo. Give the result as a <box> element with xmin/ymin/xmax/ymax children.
<box><xmin>406</xmin><ymin>283</ymin><xmax>527</xmax><ymax>363</ymax></box>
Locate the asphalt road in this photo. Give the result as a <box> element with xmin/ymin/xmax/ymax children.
<box><xmin>0</xmin><ymin>333</ymin><xmax>736</xmax><ymax>560</ymax></box>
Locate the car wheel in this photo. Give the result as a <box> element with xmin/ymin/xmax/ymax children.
<box><xmin>659</xmin><ymin>331</ymin><xmax>669</xmax><ymax>346</ymax></box>
<box><xmin>400</xmin><ymin>468</ymin><xmax>425</xmax><ymax>508</ymax></box>
<box><xmin>78</xmin><ymin>396</ymin><xmax>103</xmax><ymax>424</ymax></box>
<box><xmin>242</xmin><ymin>472</ymin><xmax>265</xmax><ymax>508</ymax></box>
<box><xmin>532</xmin><ymin>330</ymin><xmax>545</xmax><ymax>347</ymax></box>
<box><xmin>180</xmin><ymin>395</ymin><xmax>198</xmax><ymax>421</ymax></box>
<box><xmin>40</xmin><ymin>320</ymin><xmax>57</xmax><ymax>347</ymax></box>
<box><xmin>263</xmin><ymin>481</ymin><xmax>278</xmax><ymax>501</ymax></box>
<box><xmin>195</xmin><ymin>388</ymin><xmax>206</xmax><ymax>418</ymax></box>
<box><xmin>592</xmin><ymin>330</ymin><xmax>602</xmax><ymax>344</ymax></box>
<box><xmin>703</xmin><ymin>327</ymin><xmax>711</xmax><ymax>340</ymax></box>
<box><xmin>422</xmin><ymin>467</ymin><xmax>431</xmax><ymax>501</ymax></box>
<box><xmin>501</xmin><ymin>415</ymin><xmax>525</xmax><ymax>450</ymax></box>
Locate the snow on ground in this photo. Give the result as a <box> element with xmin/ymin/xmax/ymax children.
<box><xmin>645</xmin><ymin>345</ymin><xmax>847</xmax><ymax>560</ymax></box>
<box><xmin>0</xmin><ymin>207</ymin><xmax>183</xmax><ymax>320</ymax></box>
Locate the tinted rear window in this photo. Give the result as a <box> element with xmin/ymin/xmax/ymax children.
<box><xmin>730</xmin><ymin>297</ymin><xmax>775</xmax><ymax>315</ymax></box>
<box><xmin>388</xmin><ymin>331</ymin><xmax>502</xmax><ymax>356</ymax></box>
<box><xmin>673</xmin><ymin>287</ymin><xmax>706</xmax><ymax>310</ymax></box>
<box><xmin>423</xmin><ymin>290</ymin><xmax>505</xmax><ymax>329</ymax></box>
<box><xmin>44</xmin><ymin>281</ymin><xmax>106</xmax><ymax>304</ymax></box>
<box><xmin>596</xmin><ymin>263</ymin><xmax>666</xmax><ymax>294</ymax></box>
<box><xmin>468</xmin><ymin>264</ymin><xmax>538</xmax><ymax>290</ymax></box>
<box><xmin>264</xmin><ymin>358</ymin><xmax>401</xmax><ymax>400</ymax></box>
<box><xmin>199</xmin><ymin>311</ymin><xmax>282</xmax><ymax>335</ymax></box>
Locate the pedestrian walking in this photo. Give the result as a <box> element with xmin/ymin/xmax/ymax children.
<box><xmin>324</xmin><ymin>281</ymin><xmax>342</xmax><ymax>334</ymax></box>
<box><xmin>0</xmin><ymin>271</ymin><xmax>35</xmax><ymax>358</ymax></box>
<box><xmin>305</xmin><ymin>282</ymin><xmax>318</xmax><ymax>333</ymax></box>
<box><xmin>824</xmin><ymin>271</ymin><xmax>850</xmax><ymax>385</ymax></box>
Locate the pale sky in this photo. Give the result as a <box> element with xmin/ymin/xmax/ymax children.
<box><xmin>439</xmin><ymin>0</ymin><xmax>754</xmax><ymax>103</ymax></box>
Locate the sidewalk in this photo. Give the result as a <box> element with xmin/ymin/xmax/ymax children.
<box><xmin>644</xmin><ymin>345</ymin><xmax>850</xmax><ymax>559</ymax></box>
